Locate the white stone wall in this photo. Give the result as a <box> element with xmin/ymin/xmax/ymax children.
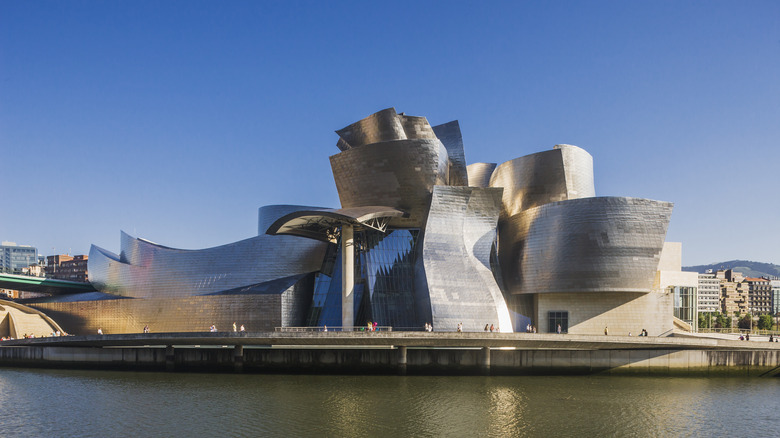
<box><xmin>535</xmin><ymin>291</ymin><xmax>673</xmax><ymax>336</ymax></box>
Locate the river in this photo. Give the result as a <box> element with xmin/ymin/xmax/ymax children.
<box><xmin>0</xmin><ymin>368</ymin><xmax>778</xmax><ymax>437</ymax></box>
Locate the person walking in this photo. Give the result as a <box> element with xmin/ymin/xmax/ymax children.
<box><xmin>604</xmin><ymin>326</ymin><xmax>608</xmax><ymax>336</ymax></box>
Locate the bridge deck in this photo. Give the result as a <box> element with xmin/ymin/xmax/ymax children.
<box><xmin>2</xmin><ymin>331</ymin><xmax>779</xmax><ymax>351</ymax></box>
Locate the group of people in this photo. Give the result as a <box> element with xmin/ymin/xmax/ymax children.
<box><xmin>1</xmin><ymin>330</ymin><xmax>67</xmax><ymax>341</ymax></box>
<box><xmin>424</xmin><ymin>322</ymin><xmax>433</xmax><ymax>332</ymax></box>
<box><xmin>525</xmin><ymin>324</ymin><xmax>537</xmax><ymax>333</ymax></box>
<box><xmin>208</xmin><ymin>323</ymin><xmax>246</xmax><ymax>333</ymax></box>
<box><xmin>483</xmin><ymin>324</ymin><xmax>498</xmax><ymax>332</ymax></box>
<box><xmin>739</xmin><ymin>333</ymin><xmax>779</xmax><ymax>342</ymax></box>
<box><xmin>365</xmin><ymin>321</ymin><xmax>378</xmax><ymax>331</ymax></box>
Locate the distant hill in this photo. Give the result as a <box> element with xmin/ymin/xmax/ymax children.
<box><xmin>682</xmin><ymin>260</ymin><xmax>780</xmax><ymax>279</ymax></box>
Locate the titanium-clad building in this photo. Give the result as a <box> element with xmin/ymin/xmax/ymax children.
<box><xmin>25</xmin><ymin>108</ymin><xmax>675</xmax><ymax>335</ymax></box>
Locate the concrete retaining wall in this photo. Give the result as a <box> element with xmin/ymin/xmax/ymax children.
<box><xmin>1</xmin><ymin>346</ymin><xmax>779</xmax><ymax>376</ymax></box>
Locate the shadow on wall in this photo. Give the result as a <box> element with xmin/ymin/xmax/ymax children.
<box><xmin>534</xmin><ymin>291</ymin><xmax>673</xmax><ymax>336</ymax></box>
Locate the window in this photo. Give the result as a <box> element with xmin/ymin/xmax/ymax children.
<box><xmin>548</xmin><ymin>311</ymin><xmax>568</xmax><ymax>333</ymax></box>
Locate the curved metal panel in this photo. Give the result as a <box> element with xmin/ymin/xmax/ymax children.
<box><xmin>399</xmin><ymin>114</ymin><xmax>437</xmax><ymax>141</ymax></box>
<box><xmin>335</xmin><ymin>108</ymin><xmax>406</xmax><ymax>149</ymax></box>
<box><xmin>266</xmin><ymin>206</ymin><xmax>407</xmax><ymax>242</ymax></box>
<box><xmin>258</xmin><ymin>205</ymin><xmax>329</xmax><ymax>235</ymax></box>
<box><xmin>432</xmin><ymin>120</ymin><xmax>468</xmax><ymax>186</ymax></box>
<box><xmin>88</xmin><ymin>206</ymin><xmax>329</xmax><ymax>299</ymax></box>
<box><xmin>421</xmin><ymin>186</ymin><xmax>512</xmax><ymax>332</ymax></box>
<box><xmin>466</xmin><ymin>162</ymin><xmax>497</xmax><ymax>188</ymax></box>
<box><xmin>498</xmin><ymin>197</ymin><xmax>673</xmax><ymax>296</ymax></box>
<box><xmin>329</xmin><ymin>139</ymin><xmax>449</xmax><ymax>227</ymax></box>
<box><xmin>490</xmin><ymin>146</ymin><xmax>595</xmax><ymax>218</ymax></box>
<box><xmin>555</xmin><ymin>144</ymin><xmax>596</xmax><ymax>199</ymax></box>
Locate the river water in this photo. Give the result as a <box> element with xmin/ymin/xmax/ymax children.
<box><xmin>0</xmin><ymin>368</ymin><xmax>778</xmax><ymax>437</ymax></box>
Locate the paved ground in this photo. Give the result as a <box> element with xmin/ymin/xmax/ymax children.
<box><xmin>2</xmin><ymin>331</ymin><xmax>779</xmax><ymax>351</ymax></box>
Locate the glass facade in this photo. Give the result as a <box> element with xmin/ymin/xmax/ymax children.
<box><xmin>307</xmin><ymin>228</ymin><xmax>420</xmax><ymax>329</ymax></box>
<box><xmin>672</xmin><ymin>286</ymin><xmax>698</xmax><ymax>327</ymax></box>
<box><xmin>1</xmin><ymin>244</ymin><xmax>38</xmax><ymax>274</ymax></box>
<box><xmin>357</xmin><ymin>228</ymin><xmax>419</xmax><ymax>329</ymax></box>
<box><xmin>548</xmin><ymin>311</ymin><xmax>568</xmax><ymax>333</ymax></box>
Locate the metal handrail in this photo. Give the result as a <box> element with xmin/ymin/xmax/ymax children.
<box><xmin>275</xmin><ymin>326</ymin><xmax>393</xmax><ymax>332</ymax></box>
<box><xmin>697</xmin><ymin>327</ymin><xmax>779</xmax><ymax>335</ymax></box>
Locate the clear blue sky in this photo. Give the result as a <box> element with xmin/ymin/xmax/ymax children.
<box><xmin>1</xmin><ymin>1</ymin><xmax>778</xmax><ymax>266</ymax></box>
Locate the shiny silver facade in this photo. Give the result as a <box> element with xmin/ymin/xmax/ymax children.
<box><xmin>419</xmin><ymin>186</ymin><xmax>511</xmax><ymax>332</ymax></box>
<box><xmin>88</xmin><ymin>205</ymin><xmax>328</xmax><ymax>299</ymax></box>
<box><xmin>466</xmin><ymin>162</ymin><xmax>496</xmax><ymax>188</ymax></box>
<box><xmin>335</xmin><ymin>107</ymin><xmax>437</xmax><ymax>150</ymax></box>
<box><xmin>330</xmin><ymin>139</ymin><xmax>449</xmax><ymax>228</ymax></box>
<box><xmin>34</xmin><ymin>108</ymin><xmax>676</xmax><ymax>336</ymax></box>
<box><xmin>489</xmin><ymin>144</ymin><xmax>595</xmax><ymax>218</ymax></box>
<box><xmin>498</xmin><ymin>197</ymin><xmax>673</xmax><ymax>295</ymax></box>
<box><xmin>431</xmin><ymin>120</ymin><xmax>468</xmax><ymax>186</ymax></box>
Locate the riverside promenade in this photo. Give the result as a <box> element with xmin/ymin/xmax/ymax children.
<box><xmin>1</xmin><ymin>331</ymin><xmax>779</xmax><ymax>376</ymax></box>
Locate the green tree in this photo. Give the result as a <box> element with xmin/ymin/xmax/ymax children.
<box><xmin>738</xmin><ymin>314</ymin><xmax>753</xmax><ymax>330</ymax></box>
<box><xmin>757</xmin><ymin>315</ymin><xmax>773</xmax><ymax>330</ymax></box>
<box><xmin>714</xmin><ymin>312</ymin><xmax>731</xmax><ymax>329</ymax></box>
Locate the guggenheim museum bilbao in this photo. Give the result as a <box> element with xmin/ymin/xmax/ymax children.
<box><xmin>27</xmin><ymin>108</ymin><xmax>682</xmax><ymax>335</ymax></box>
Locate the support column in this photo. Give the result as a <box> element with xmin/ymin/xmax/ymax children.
<box><xmin>165</xmin><ymin>345</ymin><xmax>175</xmax><ymax>372</ymax></box>
<box><xmin>397</xmin><ymin>346</ymin><xmax>407</xmax><ymax>376</ymax></box>
<box><xmin>479</xmin><ymin>346</ymin><xmax>491</xmax><ymax>376</ymax></box>
<box><xmin>341</xmin><ymin>224</ymin><xmax>354</xmax><ymax>330</ymax></box>
<box><xmin>233</xmin><ymin>345</ymin><xmax>244</xmax><ymax>373</ymax></box>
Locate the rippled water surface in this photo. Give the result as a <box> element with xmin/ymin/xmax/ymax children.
<box><xmin>0</xmin><ymin>369</ymin><xmax>778</xmax><ymax>437</ymax></box>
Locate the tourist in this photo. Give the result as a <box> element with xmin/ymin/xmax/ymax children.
<box><xmin>240</xmin><ymin>324</ymin><xmax>245</xmax><ymax>332</ymax></box>
<box><xmin>769</xmin><ymin>334</ymin><xmax>773</xmax><ymax>342</ymax></box>
<box><xmin>604</xmin><ymin>326</ymin><xmax>608</xmax><ymax>336</ymax></box>
<box><xmin>373</xmin><ymin>321</ymin><xmax>378</xmax><ymax>332</ymax></box>
<box><xmin>628</xmin><ymin>332</ymin><xmax>632</xmax><ymax>336</ymax></box>
<box><xmin>490</xmin><ymin>324</ymin><xmax>494</xmax><ymax>332</ymax></box>
<box><xmin>97</xmin><ymin>328</ymin><xmax>103</xmax><ymax>335</ymax></box>
<box><xmin>484</xmin><ymin>324</ymin><xmax>489</xmax><ymax>332</ymax></box>
<box><xmin>143</xmin><ymin>325</ymin><xmax>149</xmax><ymax>333</ymax></box>
<box><xmin>233</xmin><ymin>322</ymin><xmax>237</xmax><ymax>332</ymax></box>
<box><xmin>323</xmin><ymin>325</ymin><xmax>328</xmax><ymax>332</ymax></box>
<box><xmin>457</xmin><ymin>322</ymin><xmax>463</xmax><ymax>333</ymax></box>
<box><xmin>557</xmin><ymin>324</ymin><xmax>561</xmax><ymax>334</ymax></box>
<box><xmin>746</xmin><ymin>334</ymin><xmax>750</xmax><ymax>341</ymax></box>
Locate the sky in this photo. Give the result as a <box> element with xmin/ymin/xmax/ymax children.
<box><xmin>1</xmin><ymin>1</ymin><xmax>778</xmax><ymax>266</ymax></box>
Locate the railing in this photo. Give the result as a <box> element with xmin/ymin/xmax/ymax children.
<box><xmin>275</xmin><ymin>326</ymin><xmax>393</xmax><ymax>333</ymax></box>
<box><xmin>697</xmin><ymin>327</ymin><xmax>780</xmax><ymax>336</ymax></box>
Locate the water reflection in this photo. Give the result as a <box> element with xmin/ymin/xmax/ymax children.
<box><xmin>0</xmin><ymin>370</ymin><xmax>778</xmax><ymax>437</ymax></box>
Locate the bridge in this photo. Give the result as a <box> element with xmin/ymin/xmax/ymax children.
<box><xmin>0</xmin><ymin>272</ymin><xmax>96</xmax><ymax>295</ymax></box>
<box><xmin>2</xmin><ymin>332</ymin><xmax>779</xmax><ymax>376</ymax></box>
